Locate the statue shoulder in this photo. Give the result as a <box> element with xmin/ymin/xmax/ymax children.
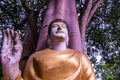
<box><xmin>29</xmin><ymin>48</ymin><xmax>52</xmax><ymax>59</ymax></box>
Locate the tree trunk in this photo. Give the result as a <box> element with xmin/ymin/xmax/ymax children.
<box><xmin>19</xmin><ymin>0</ymin><xmax>42</xmax><ymax>73</ymax></box>
<box><xmin>19</xmin><ymin>11</ymin><xmax>39</xmax><ymax>74</ymax></box>
<box><xmin>36</xmin><ymin>0</ymin><xmax>103</xmax><ymax>53</ymax></box>
<box><xmin>20</xmin><ymin>0</ymin><xmax>103</xmax><ymax>75</ymax></box>
<box><xmin>36</xmin><ymin>0</ymin><xmax>82</xmax><ymax>52</ymax></box>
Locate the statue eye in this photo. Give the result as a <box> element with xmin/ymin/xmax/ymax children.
<box><xmin>52</xmin><ymin>24</ymin><xmax>58</xmax><ymax>28</ymax></box>
<box><xmin>61</xmin><ymin>25</ymin><xmax>66</xmax><ymax>28</ymax></box>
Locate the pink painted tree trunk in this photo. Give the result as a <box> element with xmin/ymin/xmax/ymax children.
<box><xmin>36</xmin><ymin>0</ymin><xmax>103</xmax><ymax>53</ymax></box>
<box><xmin>18</xmin><ymin>0</ymin><xmax>103</xmax><ymax>75</ymax></box>
<box><xmin>36</xmin><ymin>0</ymin><xmax>82</xmax><ymax>52</ymax></box>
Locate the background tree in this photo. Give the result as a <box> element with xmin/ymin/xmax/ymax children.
<box><xmin>85</xmin><ymin>0</ymin><xmax>120</xmax><ymax>79</ymax></box>
<box><xmin>0</xmin><ymin>0</ymin><xmax>120</xmax><ymax>80</ymax></box>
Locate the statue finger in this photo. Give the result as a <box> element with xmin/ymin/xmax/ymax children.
<box><xmin>6</xmin><ymin>28</ymin><xmax>13</xmax><ymax>46</ymax></box>
<box><xmin>2</xmin><ymin>30</ymin><xmax>8</xmax><ymax>46</ymax></box>
<box><xmin>14</xmin><ymin>31</ymin><xmax>21</xmax><ymax>44</ymax></box>
<box><xmin>10</xmin><ymin>29</ymin><xmax>15</xmax><ymax>45</ymax></box>
<box><xmin>6</xmin><ymin>28</ymin><xmax>11</xmax><ymax>44</ymax></box>
<box><xmin>13</xmin><ymin>34</ymin><xmax>22</xmax><ymax>59</ymax></box>
<box><xmin>1</xmin><ymin>30</ymin><xmax>9</xmax><ymax>57</ymax></box>
<box><xmin>11</xmin><ymin>29</ymin><xmax>15</xmax><ymax>39</ymax></box>
<box><xmin>14</xmin><ymin>31</ymin><xmax>23</xmax><ymax>51</ymax></box>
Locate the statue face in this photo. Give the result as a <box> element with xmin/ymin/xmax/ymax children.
<box><xmin>50</xmin><ymin>22</ymin><xmax>69</xmax><ymax>42</ymax></box>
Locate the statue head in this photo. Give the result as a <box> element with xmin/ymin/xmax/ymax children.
<box><xmin>48</xmin><ymin>19</ymin><xmax>68</xmax><ymax>35</ymax></box>
<box><xmin>48</xmin><ymin>19</ymin><xmax>69</xmax><ymax>45</ymax></box>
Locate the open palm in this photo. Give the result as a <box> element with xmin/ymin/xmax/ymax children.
<box><xmin>0</xmin><ymin>28</ymin><xmax>22</xmax><ymax>80</ymax></box>
<box><xmin>1</xmin><ymin>28</ymin><xmax>22</xmax><ymax>67</ymax></box>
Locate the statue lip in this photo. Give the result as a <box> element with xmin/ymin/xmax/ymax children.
<box><xmin>56</xmin><ymin>31</ymin><xmax>64</xmax><ymax>33</ymax></box>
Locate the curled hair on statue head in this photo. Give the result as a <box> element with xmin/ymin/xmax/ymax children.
<box><xmin>48</xmin><ymin>18</ymin><xmax>68</xmax><ymax>35</ymax></box>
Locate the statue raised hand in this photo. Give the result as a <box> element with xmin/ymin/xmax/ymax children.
<box><xmin>0</xmin><ymin>28</ymin><xmax>22</xmax><ymax>80</ymax></box>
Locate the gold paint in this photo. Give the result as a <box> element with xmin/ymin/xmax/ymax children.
<box><xmin>16</xmin><ymin>48</ymin><xmax>96</xmax><ymax>80</ymax></box>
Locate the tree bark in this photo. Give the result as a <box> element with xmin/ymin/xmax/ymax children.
<box><xmin>19</xmin><ymin>0</ymin><xmax>42</xmax><ymax>74</ymax></box>
<box><xmin>36</xmin><ymin>0</ymin><xmax>56</xmax><ymax>51</ymax></box>
<box><xmin>36</xmin><ymin>0</ymin><xmax>82</xmax><ymax>52</ymax></box>
<box><xmin>79</xmin><ymin>0</ymin><xmax>103</xmax><ymax>53</ymax></box>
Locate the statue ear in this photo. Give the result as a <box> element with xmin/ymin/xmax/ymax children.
<box><xmin>66</xmin><ymin>36</ymin><xmax>69</xmax><ymax>47</ymax></box>
<box><xmin>45</xmin><ymin>35</ymin><xmax>52</xmax><ymax>48</ymax></box>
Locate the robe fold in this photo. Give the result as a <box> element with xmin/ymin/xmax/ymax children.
<box><xmin>17</xmin><ymin>48</ymin><xmax>96</xmax><ymax>80</ymax></box>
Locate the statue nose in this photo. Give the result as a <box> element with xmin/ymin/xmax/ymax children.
<box><xmin>57</xmin><ymin>26</ymin><xmax>62</xmax><ymax>30</ymax></box>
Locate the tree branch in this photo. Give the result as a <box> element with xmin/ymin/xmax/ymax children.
<box><xmin>15</xmin><ymin>17</ymin><xmax>27</xmax><ymax>30</ymax></box>
<box><xmin>79</xmin><ymin>0</ymin><xmax>93</xmax><ymax>52</ymax></box>
<box><xmin>20</xmin><ymin>0</ymin><xmax>31</xmax><ymax>13</ymax></box>
<box><xmin>80</xmin><ymin>0</ymin><xmax>92</xmax><ymax>31</ymax></box>
<box><xmin>35</xmin><ymin>5</ymin><xmax>44</xmax><ymax>17</ymax></box>
<box><xmin>36</xmin><ymin>0</ymin><xmax>48</xmax><ymax>12</ymax></box>
<box><xmin>87</xmin><ymin>0</ymin><xmax>103</xmax><ymax>25</ymax></box>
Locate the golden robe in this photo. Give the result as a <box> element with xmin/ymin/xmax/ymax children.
<box><xmin>17</xmin><ymin>48</ymin><xmax>96</xmax><ymax>80</ymax></box>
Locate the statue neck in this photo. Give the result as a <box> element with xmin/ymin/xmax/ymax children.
<box><xmin>51</xmin><ymin>41</ymin><xmax>67</xmax><ymax>51</ymax></box>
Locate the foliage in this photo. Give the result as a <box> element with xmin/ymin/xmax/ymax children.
<box><xmin>0</xmin><ymin>0</ymin><xmax>120</xmax><ymax>80</ymax></box>
<box><xmin>0</xmin><ymin>0</ymin><xmax>25</xmax><ymax>28</ymax></box>
<box><xmin>85</xmin><ymin>0</ymin><xmax>120</xmax><ymax>79</ymax></box>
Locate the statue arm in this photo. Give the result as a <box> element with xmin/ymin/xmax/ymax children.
<box><xmin>81</xmin><ymin>54</ymin><xmax>96</xmax><ymax>80</ymax></box>
<box><xmin>22</xmin><ymin>54</ymin><xmax>42</xmax><ymax>80</ymax></box>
